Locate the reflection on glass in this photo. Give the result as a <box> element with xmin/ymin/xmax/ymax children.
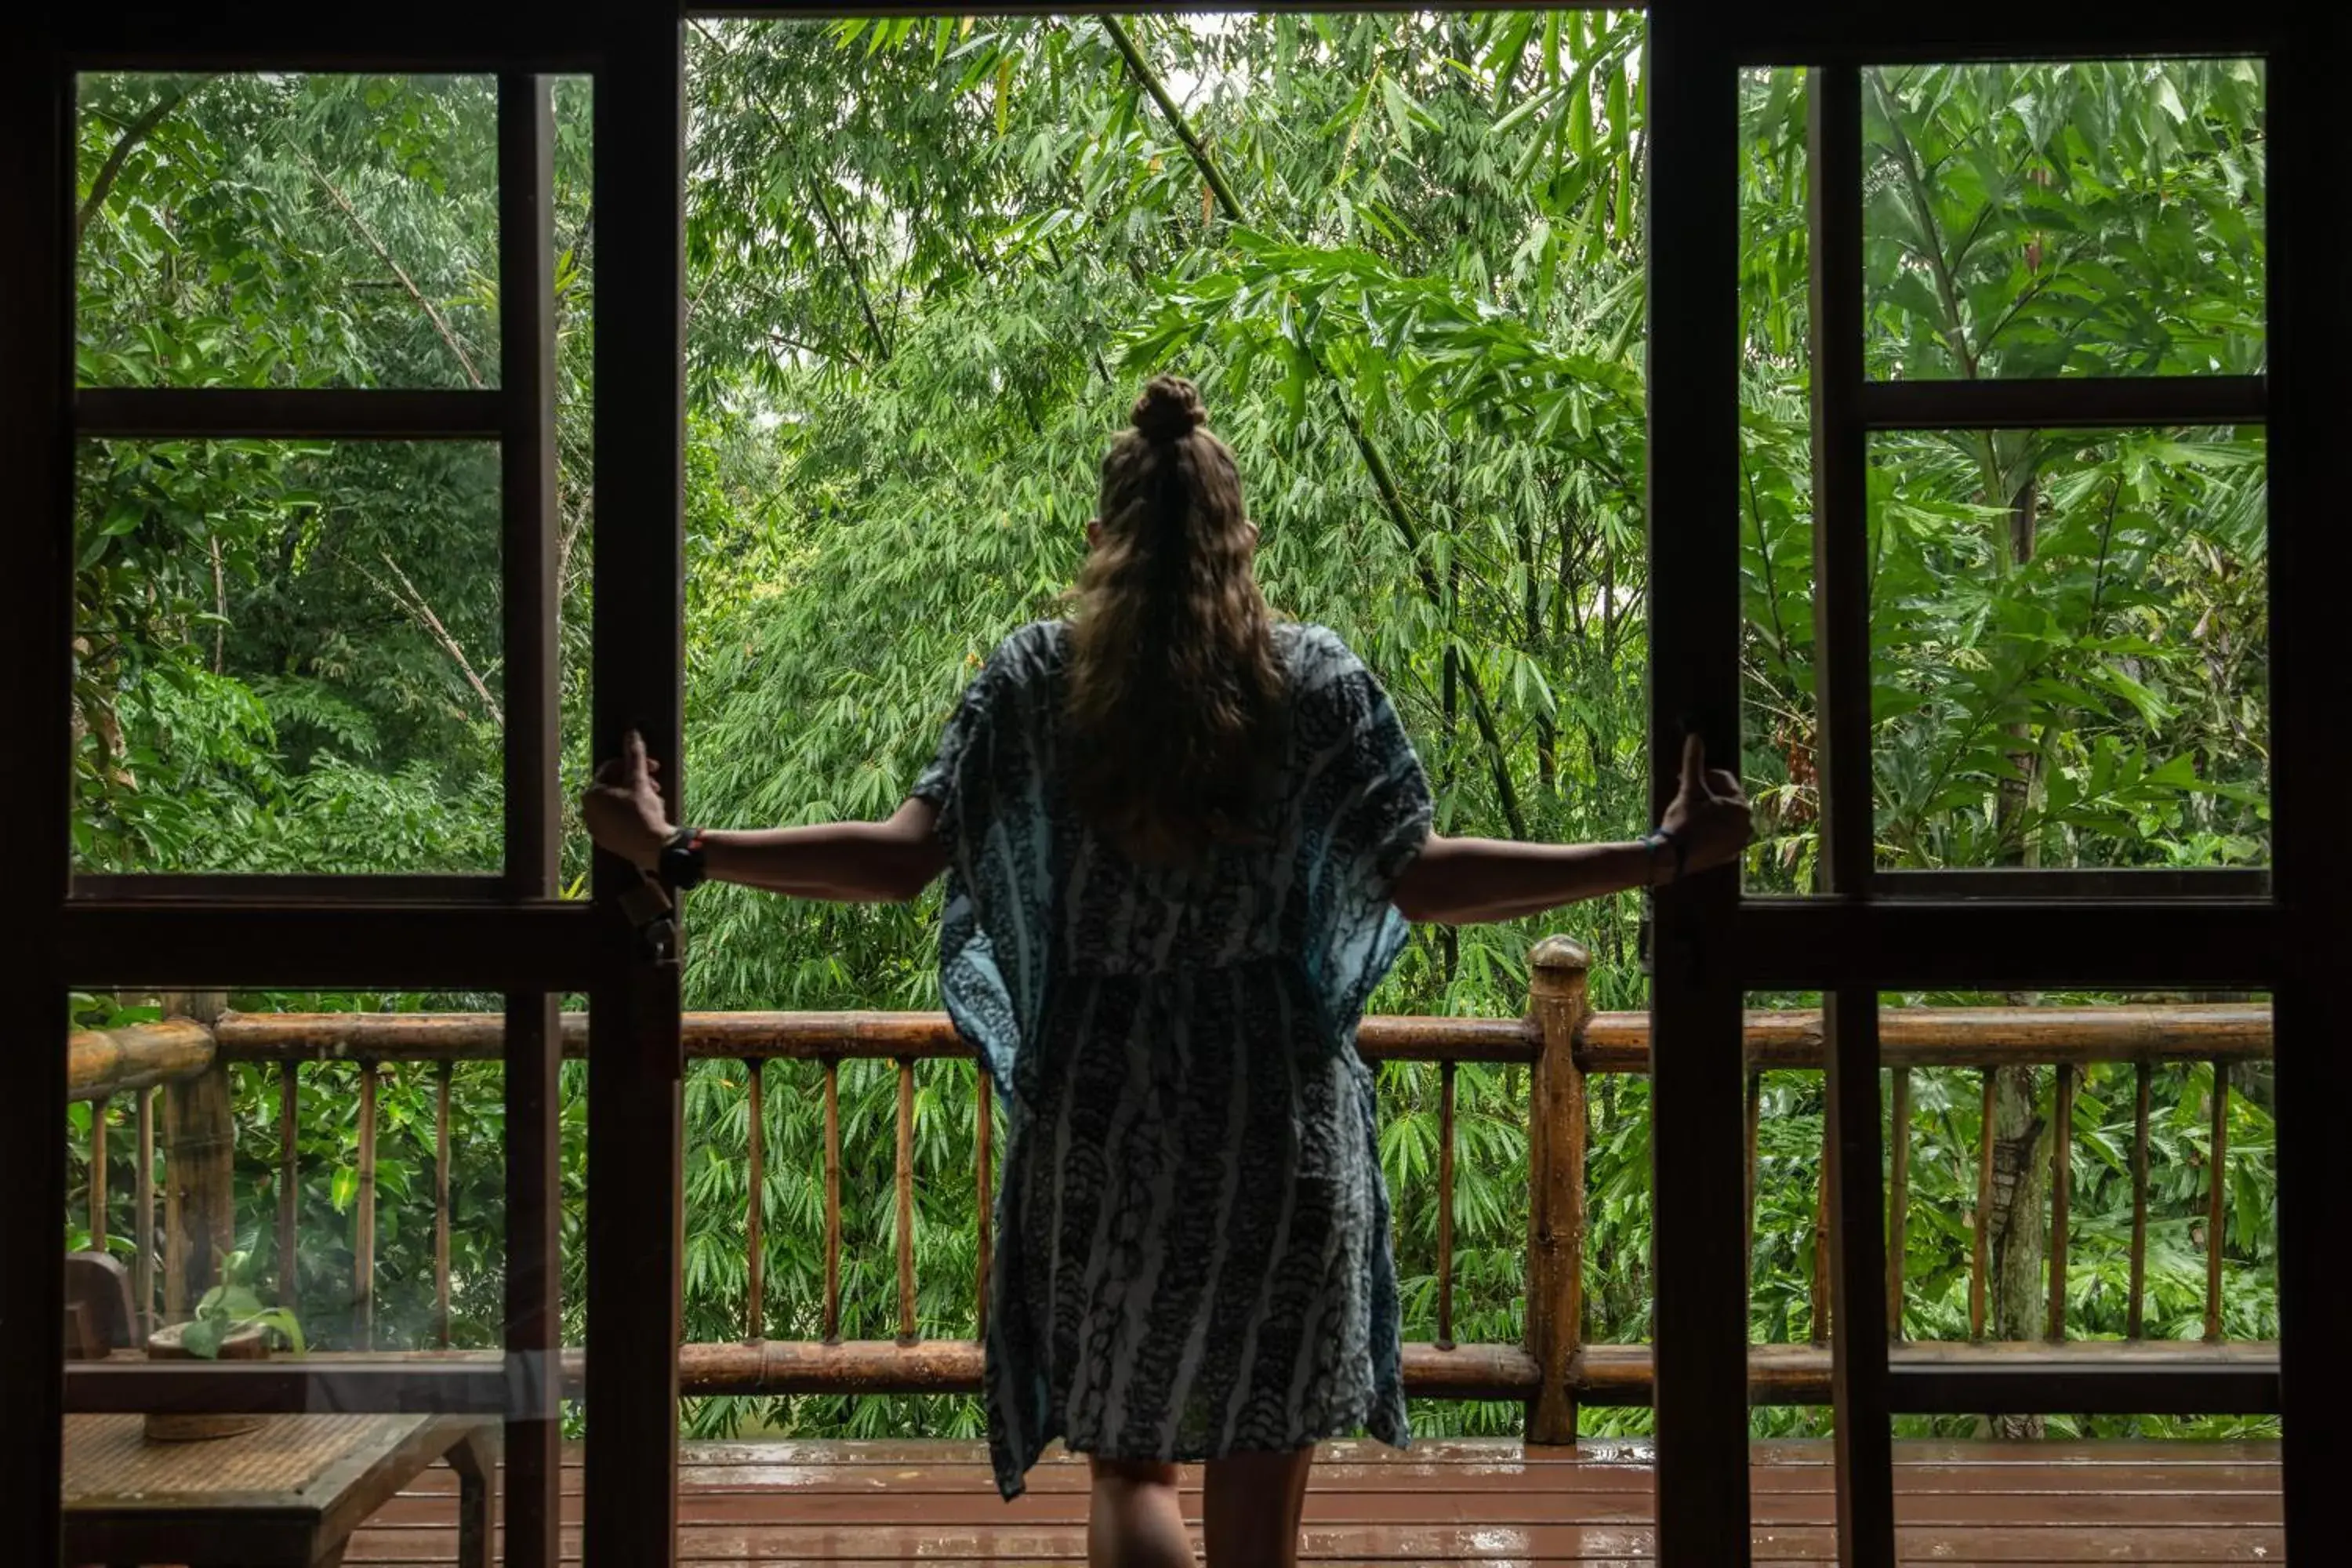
<box><xmin>64</xmin><ymin>988</ymin><xmax>552</xmax><ymax>1357</ymax></box>
<box><xmin>1861</xmin><ymin>60</ymin><xmax>2265</xmax><ymax>381</ymax></box>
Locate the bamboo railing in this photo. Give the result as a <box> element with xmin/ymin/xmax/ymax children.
<box><xmin>64</xmin><ymin>948</ymin><xmax>2278</xmax><ymax>1432</ymax></box>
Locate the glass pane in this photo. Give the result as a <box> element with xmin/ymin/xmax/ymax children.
<box><xmin>71</xmin><ymin>439</ymin><xmax>505</xmax><ymax>875</ymax></box>
<box><xmin>66</xmin><ymin>984</ymin><xmax>584</xmax><ymax>1565</ymax></box>
<box><xmin>1738</xmin><ymin>65</ymin><xmax>1818</xmax><ymax>892</ymax></box>
<box><xmin>1875</xmin><ymin>987</ymin><xmax>2278</xmax><ymax>1432</ymax></box>
<box><xmin>75</xmin><ymin>74</ymin><xmax>501</xmax><ymax>390</ymax></box>
<box><xmin>1866</xmin><ymin>426</ymin><xmax>2267</xmax><ymax>871</ymax></box>
<box><xmin>1861</xmin><ymin>60</ymin><xmax>2265</xmax><ymax>381</ymax></box>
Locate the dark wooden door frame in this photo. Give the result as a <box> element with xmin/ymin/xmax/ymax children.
<box><xmin>5</xmin><ymin>7</ymin><xmax>2343</xmax><ymax>1568</ymax></box>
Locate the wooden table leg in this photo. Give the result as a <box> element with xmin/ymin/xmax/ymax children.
<box><xmin>445</xmin><ymin>1421</ymin><xmax>499</xmax><ymax>1568</ymax></box>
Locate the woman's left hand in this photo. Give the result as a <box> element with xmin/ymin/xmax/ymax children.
<box><xmin>581</xmin><ymin>729</ymin><xmax>672</xmax><ymax>871</ymax></box>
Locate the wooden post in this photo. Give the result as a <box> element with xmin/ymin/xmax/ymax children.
<box><xmin>358</xmin><ymin>1060</ymin><xmax>378</xmax><ymax>1350</ymax></box>
<box><xmin>822</xmin><ymin>1059</ymin><xmax>841</xmax><ymax>1344</ymax></box>
<box><xmin>278</xmin><ymin>1065</ymin><xmax>299</xmax><ymax>1308</ymax></box>
<box><xmin>89</xmin><ymin>1095</ymin><xmax>109</xmax><ymax>1253</ymax></box>
<box><xmin>1436</xmin><ymin>1058</ymin><xmax>1457</xmax><ymax>1350</ymax></box>
<box><xmin>1970</xmin><ymin>1068</ymin><xmax>1996</xmax><ymax>1341</ymax></box>
<box><xmin>1811</xmin><ymin>1111</ymin><xmax>1833</xmax><ymax>1345</ymax></box>
<box><xmin>160</xmin><ymin>991</ymin><xmax>233</xmax><ymax>1322</ymax></box>
<box><xmin>895</xmin><ymin>1058</ymin><xmax>918</xmax><ymax>1346</ymax></box>
<box><xmin>135</xmin><ymin>1087</ymin><xmax>156</xmax><ymax>1337</ymax></box>
<box><xmin>435</xmin><ymin>1059</ymin><xmax>453</xmax><ymax>1348</ymax></box>
<box><xmin>2127</xmin><ymin>1061</ymin><xmax>2153</xmax><ymax>1339</ymax></box>
<box><xmin>2205</xmin><ymin>1060</ymin><xmax>2230</xmax><ymax>1343</ymax></box>
<box><xmin>1742</xmin><ymin>1070</ymin><xmax>1762</xmax><ymax>1290</ymax></box>
<box><xmin>743</xmin><ymin>1058</ymin><xmax>764</xmax><ymax>1341</ymax></box>
<box><xmin>2047</xmin><ymin>1063</ymin><xmax>2074</xmax><ymax>1341</ymax></box>
<box><xmin>1524</xmin><ymin>935</ymin><xmax>1591</xmax><ymax>1446</ymax></box>
<box><xmin>1886</xmin><ymin>1067</ymin><xmax>1911</xmax><ymax>1339</ymax></box>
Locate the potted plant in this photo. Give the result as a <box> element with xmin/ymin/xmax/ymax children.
<box><xmin>143</xmin><ymin>1250</ymin><xmax>306</xmax><ymax>1442</ymax></box>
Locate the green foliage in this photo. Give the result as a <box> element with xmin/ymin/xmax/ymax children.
<box><xmin>64</xmin><ymin>24</ymin><xmax>2273</xmax><ymax>1446</ymax></box>
<box><xmin>183</xmin><ymin>1249</ymin><xmax>306</xmax><ymax>1359</ymax></box>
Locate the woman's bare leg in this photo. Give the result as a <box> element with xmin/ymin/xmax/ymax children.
<box><xmin>1202</xmin><ymin>1447</ymin><xmax>1314</xmax><ymax>1568</ymax></box>
<box><xmin>1088</xmin><ymin>1457</ymin><xmax>1194</xmax><ymax>1568</ymax></box>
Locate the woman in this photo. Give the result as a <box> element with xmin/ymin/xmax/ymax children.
<box><xmin>583</xmin><ymin>375</ymin><xmax>1752</xmax><ymax>1566</ymax></box>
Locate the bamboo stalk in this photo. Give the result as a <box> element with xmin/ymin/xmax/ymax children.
<box><xmin>278</xmin><ymin>1065</ymin><xmax>298</xmax><ymax>1308</ymax></box>
<box><xmin>1886</xmin><ymin>1067</ymin><xmax>1911</xmax><ymax>1340</ymax></box>
<box><xmin>745</xmin><ymin>1058</ymin><xmax>764</xmax><ymax>1341</ymax></box>
<box><xmin>822</xmin><ymin>1060</ymin><xmax>840</xmax><ymax>1344</ymax></box>
<box><xmin>435</xmin><ymin>1059</ymin><xmax>452</xmax><ymax>1348</ymax></box>
<box><xmin>135</xmin><ymin>1087</ymin><xmax>155</xmax><ymax>1336</ymax></box>
<box><xmin>895</xmin><ymin>1059</ymin><xmax>917</xmax><ymax>1345</ymax></box>
<box><xmin>1437</xmin><ymin>1059</ymin><xmax>1457</xmax><ymax>1350</ymax></box>
<box><xmin>89</xmin><ymin>1096</ymin><xmax>109</xmax><ymax>1252</ymax></box>
<box><xmin>2047</xmin><ymin>1064</ymin><xmax>2074</xmax><ymax>1341</ymax></box>
<box><xmin>357</xmin><ymin>1061</ymin><xmax>377</xmax><ymax>1352</ymax></box>
<box><xmin>975</xmin><ymin>1070</ymin><xmax>993</xmax><ymax>1341</ymax></box>
<box><xmin>2205</xmin><ymin>1060</ymin><xmax>2229</xmax><ymax>1342</ymax></box>
<box><xmin>2128</xmin><ymin>1061</ymin><xmax>2153</xmax><ymax>1339</ymax></box>
<box><xmin>1971</xmin><ymin>1068</ymin><xmax>1995</xmax><ymax>1341</ymax></box>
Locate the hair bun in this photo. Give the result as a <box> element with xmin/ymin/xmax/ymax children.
<box><xmin>1131</xmin><ymin>375</ymin><xmax>1208</xmax><ymax>442</ymax></box>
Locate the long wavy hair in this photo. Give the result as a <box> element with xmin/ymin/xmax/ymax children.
<box><xmin>1065</xmin><ymin>376</ymin><xmax>1285</xmax><ymax>863</ymax></box>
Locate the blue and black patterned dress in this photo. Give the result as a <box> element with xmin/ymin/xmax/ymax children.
<box><xmin>910</xmin><ymin>619</ymin><xmax>1434</xmax><ymax>1501</ymax></box>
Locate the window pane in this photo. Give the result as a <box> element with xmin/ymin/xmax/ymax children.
<box><xmin>1865</xmin><ymin>426</ymin><xmax>2267</xmax><ymax>871</ymax></box>
<box><xmin>1861</xmin><ymin>60</ymin><xmax>2265</xmax><ymax>381</ymax></box>
<box><xmin>71</xmin><ymin>439</ymin><xmax>504</xmax><ymax>875</ymax></box>
<box><xmin>75</xmin><ymin>74</ymin><xmax>500</xmax><ymax>390</ymax></box>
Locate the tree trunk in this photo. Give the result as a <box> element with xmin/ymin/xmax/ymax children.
<box><xmin>1982</xmin><ymin>1062</ymin><xmax>2049</xmax><ymax>1438</ymax></box>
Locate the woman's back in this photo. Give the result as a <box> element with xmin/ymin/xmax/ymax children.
<box><xmin>935</xmin><ymin>618</ymin><xmax>1425</xmax><ymax>982</ymax></box>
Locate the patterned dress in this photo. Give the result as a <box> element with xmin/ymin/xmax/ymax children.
<box><xmin>910</xmin><ymin>619</ymin><xmax>1434</xmax><ymax>1501</ymax></box>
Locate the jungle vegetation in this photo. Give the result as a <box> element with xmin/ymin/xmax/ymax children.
<box><xmin>64</xmin><ymin>13</ymin><xmax>2270</xmax><ymax>1442</ymax></box>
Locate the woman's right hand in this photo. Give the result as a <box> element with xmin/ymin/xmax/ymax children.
<box><xmin>1659</xmin><ymin>733</ymin><xmax>1753</xmax><ymax>878</ymax></box>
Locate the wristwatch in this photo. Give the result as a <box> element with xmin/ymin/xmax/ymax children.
<box><xmin>1641</xmin><ymin>826</ymin><xmax>1687</xmax><ymax>886</ymax></box>
<box><xmin>656</xmin><ymin>826</ymin><xmax>709</xmax><ymax>892</ymax></box>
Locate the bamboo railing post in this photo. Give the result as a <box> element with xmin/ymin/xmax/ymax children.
<box><xmin>822</xmin><ymin>1059</ymin><xmax>841</xmax><ymax>1344</ymax></box>
<box><xmin>895</xmin><ymin>1058</ymin><xmax>918</xmax><ymax>1346</ymax></box>
<box><xmin>278</xmin><ymin>1065</ymin><xmax>299</xmax><ymax>1308</ymax></box>
<box><xmin>1524</xmin><ymin>936</ymin><xmax>1591</xmax><ymax>1445</ymax></box>
<box><xmin>1970</xmin><ymin>1067</ymin><xmax>1996</xmax><ymax>1341</ymax></box>
<box><xmin>135</xmin><ymin>1086</ymin><xmax>155</xmax><ymax>1336</ymax></box>
<box><xmin>159</xmin><ymin>991</ymin><xmax>232</xmax><ymax>1322</ymax></box>
<box><xmin>2205</xmin><ymin>1059</ymin><xmax>2230</xmax><ymax>1342</ymax></box>
<box><xmin>744</xmin><ymin>1058</ymin><xmax>764</xmax><ymax>1341</ymax></box>
<box><xmin>1886</xmin><ymin>1067</ymin><xmax>1911</xmax><ymax>1339</ymax></box>
<box><xmin>2048</xmin><ymin>1063</ymin><xmax>2074</xmax><ymax>1341</ymax></box>
<box><xmin>357</xmin><ymin>1059</ymin><xmax>378</xmax><ymax>1350</ymax></box>
<box><xmin>434</xmin><ymin>1059</ymin><xmax>452</xmax><ymax>1348</ymax></box>
<box><xmin>1743</xmin><ymin>1069</ymin><xmax>1762</xmax><ymax>1290</ymax></box>
<box><xmin>1811</xmin><ymin>1109</ymin><xmax>1832</xmax><ymax>1345</ymax></box>
<box><xmin>1436</xmin><ymin>1058</ymin><xmax>1457</xmax><ymax>1350</ymax></box>
<box><xmin>2127</xmin><ymin>1061</ymin><xmax>2153</xmax><ymax>1339</ymax></box>
<box><xmin>975</xmin><ymin>1070</ymin><xmax>993</xmax><ymax>1341</ymax></box>
<box><xmin>89</xmin><ymin>1095</ymin><xmax>109</xmax><ymax>1253</ymax></box>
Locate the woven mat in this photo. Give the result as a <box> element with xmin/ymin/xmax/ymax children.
<box><xmin>63</xmin><ymin>1414</ymin><xmax>423</xmax><ymax>1505</ymax></box>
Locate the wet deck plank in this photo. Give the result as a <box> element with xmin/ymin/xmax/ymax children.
<box><xmin>347</xmin><ymin>1438</ymin><xmax>2285</xmax><ymax>1564</ymax></box>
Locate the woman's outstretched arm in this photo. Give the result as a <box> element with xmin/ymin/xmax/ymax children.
<box><xmin>1392</xmin><ymin>735</ymin><xmax>1753</xmax><ymax>925</ymax></box>
<box><xmin>580</xmin><ymin>730</ymin><xmax>947</xmax><ymax>903</ymax></box>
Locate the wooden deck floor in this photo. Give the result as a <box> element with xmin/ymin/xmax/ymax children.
<box><xmin>352</xmin><ymin>1436</ymin><xmax>2285</xmax><ymax>1565</ymax></box>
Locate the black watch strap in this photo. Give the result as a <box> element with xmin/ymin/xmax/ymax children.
<box><xmin>657</xmin><ymin>826</ymin><xmax>708</xmax><ymax>892</ymax></box>
<box><xmin>1642</xmin><ymin>826</ymin><xmax>1687</xmax><ymax>885</ymax></box>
